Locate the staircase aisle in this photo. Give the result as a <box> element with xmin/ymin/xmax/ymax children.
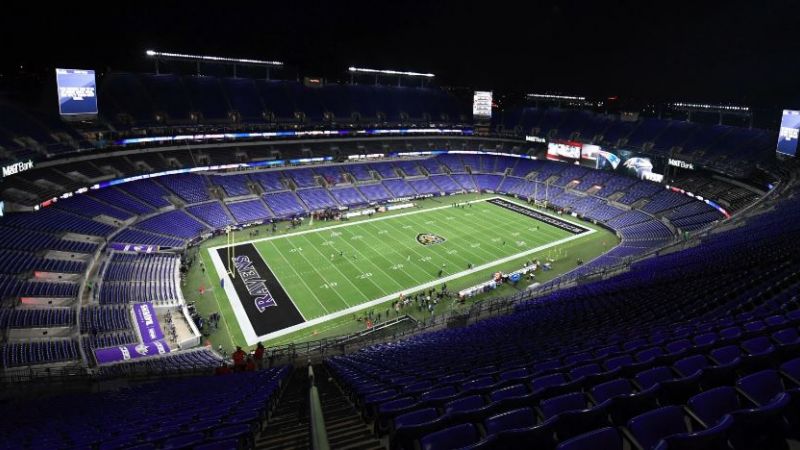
<box><xmin>256</xmin><ymin>368</ymin><xmax>310</xmax><ymax>449</ymax></box>
<box><xmin>255</xmin><ymin>365</ymin><xmax>385</xmax><ymax>450</ymax></box>
<box><xmin>316</xmin><ymin>365</ymin><xmax>386</xmax><ymax>450</ymax></box>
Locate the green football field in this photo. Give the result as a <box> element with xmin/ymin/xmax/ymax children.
<box><xmin>196</xmin><ymin>195</ymin><xmax>616</xmax><ymax>349</ymax></box>
<box><xmin>253</xmin><ymin>199</ymin><xmax>576</xmax><ymax>320</ymax></box>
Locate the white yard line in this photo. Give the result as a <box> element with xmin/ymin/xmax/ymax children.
<box><xmin>323</xmin><ymin>230</ymin><xmax>409</xmax><ymax>291</ymax></box>
<box><xmin>350</xmin><ymin>224</ymin><xmax>429</xmax><ymax>286</ymax></box>
<box><xmin>262</xmin><ymin>240</ymin><xmax>331</xmax><ymax>314</ymax></box>
<box><xmin>296</xmin><ymin>234</ymin><xmax>377</xmax><ymax>304</ymax></box>
<box><xmin>420</xmin><ymin>209</ymin><xmax>530</xmax><ymax>261</ymax></box>
<box><xmin>370</xmin><ymin>217</ymin><xmax>473</xmax><ymax>272</ymax></box>
<box><xmin>269</xmin><ymin>239</ymin><xmax>356</xmax><ymax>308</ymax></box>
<box><xmin>399</xmin><ymin>216</ymin><xmax>492</xmax><ymax>267</ymax></box>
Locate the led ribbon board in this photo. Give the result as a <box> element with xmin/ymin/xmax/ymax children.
<box><xmin>115</xmin><ymin>128</ymin><xmax>472</xmax><ymax>146</ymax></box>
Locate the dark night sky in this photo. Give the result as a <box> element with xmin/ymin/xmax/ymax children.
<box><xmin>2</xmin><ymin>0</ymin><xmax>800</xmax><ymax>108</ymax></box>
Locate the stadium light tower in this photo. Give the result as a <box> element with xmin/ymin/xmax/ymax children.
<box><xmin>348</xmin><ymin>66</ymin><xmax>435</xmax><ymax>87</ymax></box>
<box><xmin>145</xmin><ymin>50</ymin><xmax>284</xmax><ymax>79</ymax></box>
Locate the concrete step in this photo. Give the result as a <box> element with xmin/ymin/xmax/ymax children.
<box><xmin>314</xmin><ymin>364</ymin><xmax>386</xmax><ymax>450</ymax></box>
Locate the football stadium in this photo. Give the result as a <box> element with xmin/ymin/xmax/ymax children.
<box><xmin>2</xmin><ymin>3</ymin><xmax>800</xmax><ymax>449</ymax></box>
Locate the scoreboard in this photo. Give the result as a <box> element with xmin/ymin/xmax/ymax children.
<box><xmin>473</xmin><ymin>91</ymin><xmax>492</xmax><ymax>120</ymax></box>
<box><xmin>56</xmin><ymin>68</ymin><xmax>98</xmax><ymax>116</ymax></box>
<box><xmin>777</xmin><ymin>109</ymin><xmax>800</xmax><ymax>157</ymax></box>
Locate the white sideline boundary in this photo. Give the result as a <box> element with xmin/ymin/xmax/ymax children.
<box><xmin>209</xmin><ymin>196</ymin><xmax>597</xmax><ymax>345</ymax></box>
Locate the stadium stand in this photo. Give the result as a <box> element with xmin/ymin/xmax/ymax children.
<box><xmin>324</xmin><ymin>184</ymin><xmax>800</xmax><ymax>449</ymax></box>
<box><xmin>186</xmin><ymin>201</ymin><xmax>235</xmax><ymax>228</ymax></box>
<box><xmin>330</xmin><ymin>187</ymin><xmax>368</xmax><ymax>207</ymax></box>
<box><xmin>382</xmin><ymin>179</ymin><xmax>415</xmax><ymax>197</ymax></box>
<box><xmin>134</xmin><ymin>210</ymin><xmax>209</xmax><ymax>239</ymax></box>
<box><xmin>0</xmin><ymin>65</ymin><xmax>792</xmax><ymax>450</ymax></box>
<box><xmin>0</xmin><ymin>365</ymin><xmax>290</xmax><ymax>448</ymax></box>
<box><xmin>263</xmin><ymin>191</ymin><xmax>306</xmax><ymax>218</ymax></box>
<box><xmin>226</xmin><ymin>198</ymin><xmax>273</xmax><ymax>223</ymax></box>
<box><xmin>98</xmin><ymin>253</ymin><xmax>181</xmax><ymax>305</ymax></box>
<box><xmin>117</xmin><ymin>179</ymin><xmax>173</xmax><ymax>208</ymax></box>
<box><xmin>359</xmin><ymin>183</ymin><xmax>393</xmax><ymax>202</ymax></box>
<box><xmin>210</xmin><ymin>174</ymin><xmax>252</xmax><ymax>197</ymax></box>
<box><xmin>296</xmin><ymin>187</ymin><xmax>338</xmax><ymax>210</ymax></box>
<box><xmin>0</xmin><ymin>249</ymin><xmax>85</xmax><ymax>274</ymax></box>
<box><xmin>158</xmin><ymin>174</ymin><xmax>211</xmax><ymax>204</ymax></box>
<box><xmin>1</xmin><ymin>340</ymin><xmax>80</xmax><ymax>368</ymax></box>
<box><xmin>0</xmin><ymin>308</ymin><xmax>76</xmax><ymax>329</ymax></box>
<box><xmin>250</xmin><ymin>171</ymin><xmax>287</xmax><ymax>192</ymax></box>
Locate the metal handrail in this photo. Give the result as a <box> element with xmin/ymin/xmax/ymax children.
<box><xmin>308</xmin><ymin>364</ymin><xmax>330</xmax><ymax>450</ymax></box>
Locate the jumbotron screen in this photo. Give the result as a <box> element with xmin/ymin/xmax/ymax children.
<box><xmin>56</xmin><ymin>68</ymin><xmax>98</xmax><ymax>116</ymax></box>
<box><xmin>547</xmin><ymin>139</ymin><xmax>581</xmax><ymax>161</ymax></box>
<box><xmin>596</xmin><ymin>149</ymin><xmax>664</xmax><ymax>183</ymax></box>
<box><xmin>777</xmin><ymin>109</ymin><xmax>800</xmax><ymax>157</ymax></box>
<box><xmin>580</xmin><ymin>144</ymin><xmax>602</xmax><ymax>161</ymax></box>
<box><xmin>473</xmin><ymin>91</ymin><xmax>492</xmax><ymax>119</ymax></box>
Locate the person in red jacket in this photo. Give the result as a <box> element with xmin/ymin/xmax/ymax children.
<box><xmin>232</xmin><ymin>346</ymin><xmax>246</xmax><ymax>372</ymax></box>
<box><xmin>245</xmin><ymin>356</ymin><xmax>256</xmax><ymax>372</ymax></box>
<box><xmin>254</xmin><ymin>342</ymin><xmax>266</xmax><ymax>370</ymax></box>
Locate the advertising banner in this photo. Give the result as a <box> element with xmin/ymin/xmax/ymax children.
<box><xmin>94</xmin><ymin>340</ymin><xmax>170</xmax><ymax>365</ymax></box>
<box><xmin>108</xmin><ymin>243</ymin><xmax>159</xmax><ymax>253</ymax></box>
<box><xmin>133</xmin><ymin>302</ymin><xmax>164</xmax><ymax>344</ymax></box>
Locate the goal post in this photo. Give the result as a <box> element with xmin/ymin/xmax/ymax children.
<box><xmin>225</xmin><ymin>225</ymin><xmax>236</xmax><ymax>279</ymax></box>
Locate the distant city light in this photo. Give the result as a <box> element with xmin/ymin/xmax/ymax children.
<box><xmin>145</xmin><ymin>50</ymin><xmax>283</xmax><ymax>67</ymax></box>
<box><xmin>348</xmin><ymin>67</ymin><xmax>435</xmax><ymax>78</ymax></box>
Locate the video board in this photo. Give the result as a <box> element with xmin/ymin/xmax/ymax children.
<box><xmin>473</xmin><ymin>91</ymin><xmax>493</xmax><ymax>119</ymax></box>
<box><xmin>595</xmin><ymin>149</ymin><xmax>664</xmax><ymax>183</ymax></box>
<box><xmin>546</xmin><ymin>139</ymin><xmax>581</xmax><ymax>162</ymax></box>
<box><xmin>777</xmin><ymin>109</ymin><xmax>800</xmax><ymax>157</ymax></box>
<box><xmin>56</xmin><ymin>68</ymin><xmax>98</xmax><ymax>116</ymax></box>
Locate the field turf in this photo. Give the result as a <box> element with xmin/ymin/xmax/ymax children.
<box><xmin>200</xmin><ymin>195</ymin><xmax>612</xmax><ymax>347</ymax></box>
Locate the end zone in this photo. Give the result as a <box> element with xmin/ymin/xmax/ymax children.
<box><xmin>209</xmin><ymin>243</ymin><xmax>305</xmax><ymax>345</ymax></box>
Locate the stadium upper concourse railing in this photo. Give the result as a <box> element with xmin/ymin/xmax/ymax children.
<box><xmin>0</xmin><ymin>305</ymin><xmax>515</xmax><ymax>385</ymax></box>
<box><xmin>261</xmin><ymin>296</ymin><xmax>527</xmax><ymax>363</ymax></box>
<box><xmin>0</xmin><ymin>361</ymin><xmax>221</xmax><ymax>385</ymax></box>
